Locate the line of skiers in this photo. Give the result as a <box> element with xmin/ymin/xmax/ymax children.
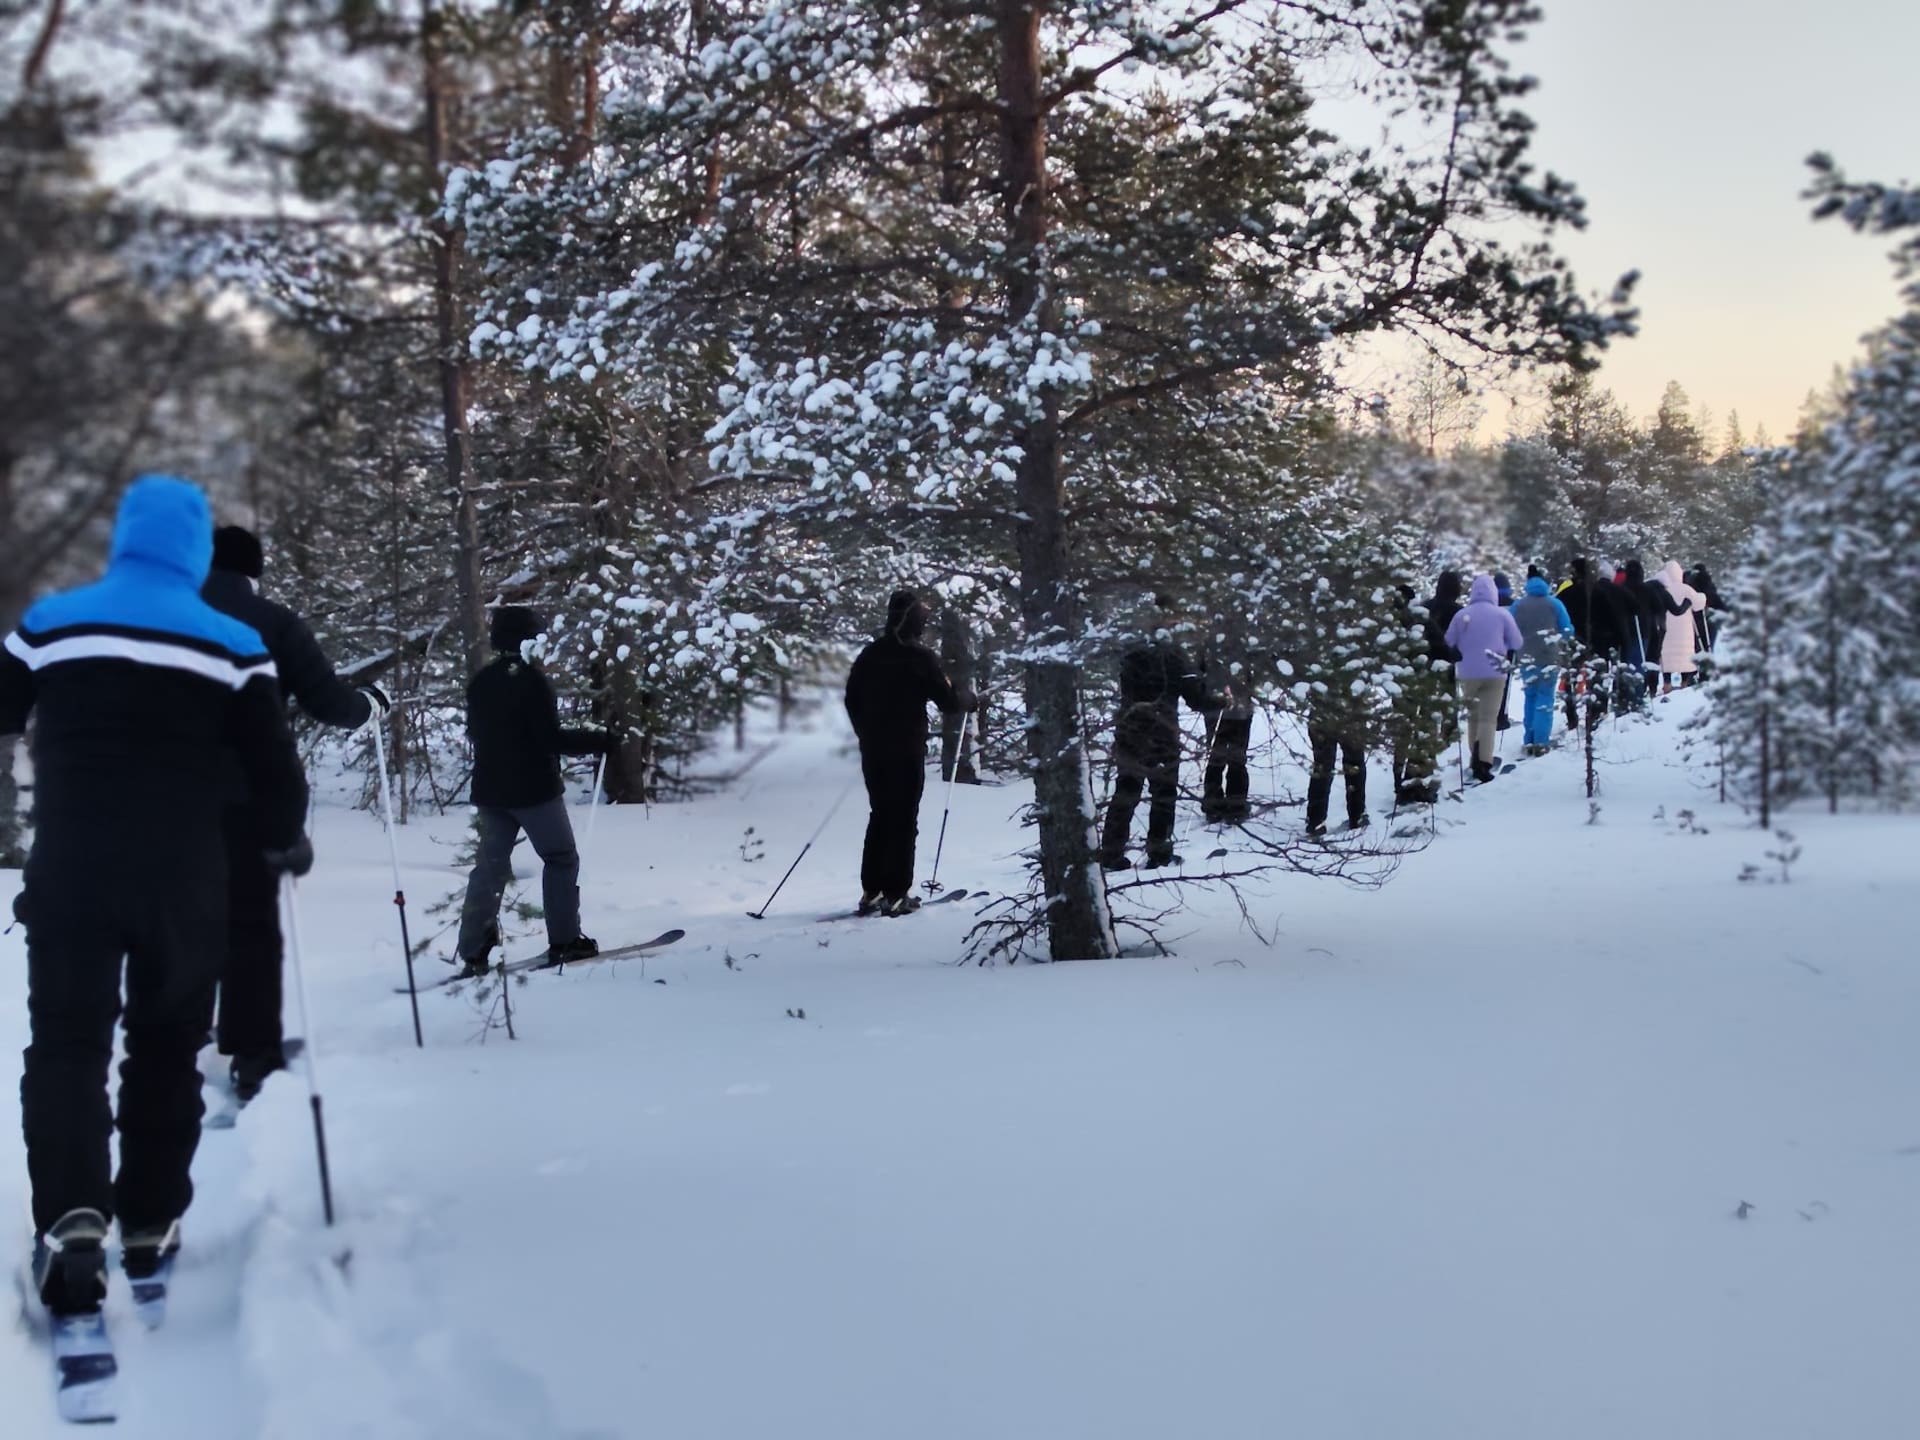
<box><xmin>0</xmin><ymin>477</ymin><xmax>624</xmax><ymax>1322</ymax></box>
<box><xmin>0</xmin><ymin>472</ymin><xmax>1732</xmax><ymax>1325</ymax></box>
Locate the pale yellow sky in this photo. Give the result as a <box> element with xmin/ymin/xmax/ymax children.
<box><xmin>1515</xmin><ymin>0</ymin><xmax>1918</xmax><ymax>439</ymax></box>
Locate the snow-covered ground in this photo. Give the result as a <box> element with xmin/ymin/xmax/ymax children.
<box><xmin>4</xmin><ymin>690</ymin><xmax>1917</xmax><ymax>1438</ymax></box>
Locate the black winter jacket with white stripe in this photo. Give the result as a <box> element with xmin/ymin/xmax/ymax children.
<box><xmin>0</xmin><ymin>479</ymin><xmax>308</xmax><ymax>849</ymax></box>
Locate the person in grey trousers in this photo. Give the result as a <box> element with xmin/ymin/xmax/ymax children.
<box><xmin>455</xmin><ymin>607</ymin><xmax>615</xmax><ymax>975</ymax></box>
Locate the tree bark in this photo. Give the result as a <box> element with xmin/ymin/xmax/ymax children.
<box><xmin>998</xmin><ymin>0</ymin><xmax>1115</xmax><ymax>960</ymax></box>
<box><xmin>424</xmin><ymin>0</ymin><xmax>488</xmax><ymax>676</ymax></box>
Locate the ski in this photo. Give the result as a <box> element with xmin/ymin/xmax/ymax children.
<box><xmin>127</xmin><ymin>1253</ymin><xmax>176</xmax><ymax>1332</ymax></box>
<box><xmin>1463</xmin><ymin>761</ymin><xmax>1519</xmax><ymax>788</ymax></box>
<box><xmin>400</xmin><ymin>929</ymin><xmax>687</xmax><ymax>993</ymax></box>
<box><xmin>18</xmin><ymin>1239</ymin><xmax>118</xmax><ymax>1424</ymax></box>
<box><xmin>51</xmin><ymin>1311</ymin><xmax>118</xmax><ymax>1423</ymax></box>
<box><xmin>818</xmin><ymin>889</ymin><xmax>971</xmax><ymax>923</ymax></box>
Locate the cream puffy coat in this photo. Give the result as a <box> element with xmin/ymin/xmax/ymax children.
<box><xmin>1655</xmin><ymin>561</ymin><xmax>1704</xmax><ymax>674</ymax></box>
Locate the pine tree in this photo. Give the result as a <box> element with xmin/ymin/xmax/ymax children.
<box><xmin>457</xmin><ymin>0</ymin><xmax>1634</xmax><ymax>959</ymax></box>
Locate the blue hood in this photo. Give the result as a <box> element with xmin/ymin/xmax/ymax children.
<box><xmin>18</xmin><ymin>473</ymin><xmax>267</xmax><ymax>661</ymax></box>
<box><xmin>1524</xmin><ymin>575</ymin><xmax>1553</xmax><ymax>597</ymax></box>
<box><xmin>109</xmin><ymin>475</ymin><xmax>214</xmax><ymax>586</ymax></box>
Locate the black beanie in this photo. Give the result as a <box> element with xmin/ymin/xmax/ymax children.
<box><xmin>490</xmin><ymin>606</ymin><xmax>544</xmax><ymax>652</ymax></box>
<box><xmin>885</xmin><ymin>589</ymin><xmax>927</xmax><ymax>642</ymax></box>
<box><xmin>212</xmin><ymin>525</ymin><xmax>264</xmax><ymax>579</ymax></box>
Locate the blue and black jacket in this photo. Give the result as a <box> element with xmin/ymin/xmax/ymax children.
<box><xmin>0</xmin><ymin>476</ymin><xmax>308</xmax><ymax>848</ymax></box>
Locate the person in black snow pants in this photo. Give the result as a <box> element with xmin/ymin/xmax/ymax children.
<box><xmin>202</xmin><ymin>526</ymin><xmax>388</xmax><ymax>1102</ymax></box>
<box><xmin>454</xmin><ymin>607</ymin><xmax>615</xmax><ymax>976</ymax></box>
<box><xmin>1099</xmin><ymin>610</ymin><xmax>1216</xmax><ymax>870</ymax></box>
<box><xmin>1</xmin><ymin>475</ymin><xmax>310</xmax><ymax>1318</ymax></box>
<box><xmin>845</xmin><ymin>590</ymin><xmax>971</xmax><ymax>916</ymax></box>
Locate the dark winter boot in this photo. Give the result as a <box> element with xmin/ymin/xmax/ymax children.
<box><xmin>229</xmin><ymin>1048</ymin><xmax>284</xmax><ymax>1106</ymax></box>
<box><xmin>33</xmin><ymin>1210</ymin><xmax>109</xmax><ymax>1318</ymax></box>
<box><xmin>882</xmin><ymin>894</ymin><xmax>922</xmax><ymax>917</ymax></box>
<box><xmin>1472</xmin><ymin>761</ymin><xmax>1496</xmax><ymax>784</ymax></box>
<box><xmin>1098</xmin><ymin>851</ymin><xmax>1132</xmax><ymax>872</ymax></box>
<box><xmin>855</xmin><ymin>891</ymin><xmax>884</xmax><ymax>917</ymax></box>
<box><xmin>121</xmin><ymin>1220</ymin><xmax>181</xmax><ymax>1283</ymax></box>
<box><xmin>545</xmin><ymin>935</ymin><xmax>600</xmax><ymax>965</ymax></box>
<box><xmin>1346</xmin><ymin>813</ymin><xmax>1370</xmax><ymax>831</ymax></box>
<box><xmin>458</xmin><ymin>922</ymin><xmax>501</xmax><ymax>978</ymax></box>
<box><xmin>121</xmin><ymin>1220</ymin><xmax>181</xmax><ymax>1326</ymax></box>
<box><xmin>1141</xmin><ymin>850</ymin><xmax>1180</xmax><ymax>870</ymax></box>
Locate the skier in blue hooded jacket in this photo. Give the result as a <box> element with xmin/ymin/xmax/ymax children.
<box><xmin>0</xmin><ymin>476</ymin><xmax>310</xmax><ymax>1320</ymax></box>
<box><xmin>1508</xmin><ymin>574</ymin><xmax>1575</xmax><ymax>755</ymax></box>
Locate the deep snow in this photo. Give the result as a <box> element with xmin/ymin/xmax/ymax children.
<box><xmin>3</xmin><ymin>690</ymin><xmax>1917</xmax><ymax>1438</ymax></box>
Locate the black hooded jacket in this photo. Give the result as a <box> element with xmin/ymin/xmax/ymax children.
<box><xmin>467</xmin><ymin>608</ymin><xmax>607</xmax><ymax>808</ymax></box>
<box><xmin>845</xmin><ymin>592</ymin><xmax>966</xmax><ymax>755</ymax></box>
<box><xmin>1421</xmin><ymin>571</ymin><xmax>1465</xmax><ymax>665</ymax></box>
<box><xmin>203</xmin><ymin>568</ymin><xmax>372</xmax><ymax>731</ymax></box>
<box><xmin>1560</xmin><ymin>561</ymin><xmax>1631</xmax><ymax>660</ymax></box>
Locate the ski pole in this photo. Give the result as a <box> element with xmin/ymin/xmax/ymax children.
<box><xmin>369</xmin><ymin>717</ymin><xmax>422</xmax><ymax>1048</ymax></box>
<box><xmin>583</xmin><ymin>750</ymin><xmax>606</xmax><ymax>873</ymax></box>
<box><xmin>281</xmin><ymin>874</ymin><xmax>337</xmax><ymax>1227</ymax></box>
<box><xmin>747</xmin><ymin>772</ymin><xmax>859</xmax><ymax>919</ymax></box>
<box><xmin>924</xmin><ymin>707</ymin><xmax>973</xmax><ymax>893</ymax></box>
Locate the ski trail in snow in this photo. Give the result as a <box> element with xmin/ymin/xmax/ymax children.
<box><xmin>226</xmin><ymin>1077</ymin><xmax>605</xmax><ymax>1439</ymax></box>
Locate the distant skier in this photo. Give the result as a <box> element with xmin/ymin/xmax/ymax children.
<box><xmin>1653</xmin><ymin>561</ymin><xmax>1706</xmax><ymax>691</ymax></box>
<box><xmin>1508</xmin><ymin>573</ymin><xmax>1575</xmax><ymax>755</ymax></box>
<box><xmin>844</xmin><ymin>590</ymin><xmax>972</xmax><ymax>914</ymax></box>
<box><xmin>1621</xmin><ymin>558</ymin><xmax>1690</xmax><ymax>706</ymax></box>
<box><xmin>1443</xmin><ymin>575</ymin><xmax>1524</xmax><ymax>784</ymax></box>
<box><xmin>0</xmin><ymin>476</ymin><xmax>310</xmax><ymax>1321</ymax></box>
<box><xmin>455</xmin><ymin>607</ymin><xmax>614</xmax><ymax>975</ymax></box>
<box><xmin>1557</xmin><ymin>558</ymin><xmax>1630</xmax><ymax>729</ymax></box>
<box><xmin>202</xmin><ymin>525</ymin><xmax>388</xmax><ymax>1103</ymax></box>
<box><xmin>1098</xmin><ymin>599</ymin><xmax>1215</xmax><ymax>870</ymax></box>
<box><xmin>1198</xmin><ymin>610</ymin><xmax>1253</xmax><ymax>823</ymax></box>
<box><xmin>1390</xmin><ymin>576</ymin><xmax>1459</xmax><ymax>807</ymax></box>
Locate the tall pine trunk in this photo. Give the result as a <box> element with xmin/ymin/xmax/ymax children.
<box><xmin>424</xmin><ymin>0</ymin><xmax>488</xmax><ymax>677</ymax></box>
<box><xmin>999</xmin><ymin>1</ymin><xmax>1114</xmax><ymax>961</ymax></box>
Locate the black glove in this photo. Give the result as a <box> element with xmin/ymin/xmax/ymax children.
<box><xmin>8</xmin><ymin>887</ymin><xmax>28</xmax><ymax>934</ymax></box>
<box><xmin>358</xmin><ymin>682</ymin><xmax>392</xmax><ymax>717</ymax></box>
<box><xmin>263</xmin><ymin>834</ymin><xmax>315</xmax><ymax>878</ymax></box>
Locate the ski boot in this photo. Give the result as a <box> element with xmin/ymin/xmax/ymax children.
<box><xmin>121</xmin><ymin>1220</ymin><xmax>181</xmax><ymax>1329</ymax></box>
<box><xmin>545</xmin><ymin>935</ymin><xmax>600</xmax><ymax>966</ymax></box>
<box><xmin>230</xmin><ymin>1046</ymin><xmax>285</xmax><ymax>1106</ymax></box>
<box><xmin>881</xmin><ymin>894</ymin><xmax>922</xmax><ymax>917</ymax></box>
<box><xmin>34</xmin><ymin>1209</ymin><xmax>116</xmax><ymax>1422</ymax></box>
<box><xmin>855</xmin><ymin>891</ymin><xmax>884</xmax><ymax>917</ymax></box>
<box><xmin>458</xmin><ymin>922</ymin><xmax>501</xmax><ymax>979</ymax></box>
<box><xmin>33</xmin><ymin>1209</ymin><xmax>109</xmax><ymax>1317</ymax></box>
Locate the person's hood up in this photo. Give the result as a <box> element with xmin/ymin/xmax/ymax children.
<box><xmin>1468</xmin><ymin>574</ymin><xmax>1498</xmax><ymax>606</ymax></box>
<box><xmin>1660</xmin><ymin>560</ymin><xmax>1686</xmax><ymax>590</ymax></box>
<box><xmin>1434</xmin><ymin>571</ymin><xmax>1463</xmax><ymax>604</ymax></box>
<box><xmin>1570</xmin><ymin>557</ymin><xmax>1591</xmax><ymax>582</ymax></box>
<box><xmin>108</xmin><ymin>474</ymin><xmax>214</xmax><ymax>586</ymax></box>
<box><xmin>1624</xmin><ymin>559</ymin><xmax>1646</xmax><ymax>585</ymax></box>
<box><xmin>490</xmin><ymin>606</ymin><xmax>545</xmax><ymax>652</ymax></box>
<box><xmin>1524</xmin><ymin>575</ymin><xmax>1553</xmax><ymax>598</ymax></box>
<box><xmin>885</xmin><ymin>588</ymin><xmax>928</xmax><ymax>642</ymax></box>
